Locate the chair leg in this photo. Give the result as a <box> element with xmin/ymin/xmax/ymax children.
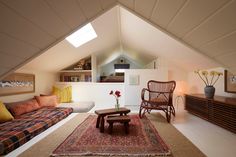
<box><xmin>168</xmin><ymin>109</ymin><xmax>172</xmax><ymax>123</ymax></box>
<box><xmin>108</xmin><ymin>122</ymin><xmax>113</xmax><ymax>134</ymax></box>
<box><xmin>165</xmin><ymin>106</ymin><xmax>172</xmax><ymax>123</ymax></box>
<box><xmin>171</xmin><ymin>105</ymin><xmax>176</xmax><ymax>116</ymax></box>
<box><xmin>139</xmin><ymin>106</ymin><xmax>144</xmax><ymax>118</ymax></box>
<box><xmin>142</xmin><ymin>109</ymin><xmax>148</xmax><ymax>117</ymax></box>
<box><xmin>139</xmin><ymin>105</ymin><xmax>148</xmax><ymax>118</ymax></box>
<box><xmin>165</xmin><ymin>111</ymin><xmax>169</xmax><ymax>122</ymax></box>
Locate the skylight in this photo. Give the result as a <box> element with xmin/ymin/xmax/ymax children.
<box><xmin>66</xmin><ymin>23</ymin><xmax>97</xmax><ymax>48</ymax></box>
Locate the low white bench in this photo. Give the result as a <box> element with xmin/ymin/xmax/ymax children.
<box><xmin>58</xmin><ymin>101</ymin><xmax>95</xmax><ymax>113</ymax></box>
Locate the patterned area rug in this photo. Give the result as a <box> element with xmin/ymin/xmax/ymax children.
<box><xmin>52</xmin><ymin>115</ymin><xmax>171</xmax><ymax>156</ymax></box>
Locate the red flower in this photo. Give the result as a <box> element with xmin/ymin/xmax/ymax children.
<box><xmin>109</xmin><ymin>90</ymin><xmax>113</xmax><ymax>95</ymax></box>
<box><xmin>109</xmin><ymin>90</ymin><xmax>121</xmax><ymax>98</ymax></box>
<box><xmin>115</xmin><ymin>90</ymin><xmax>121</xmax><ymax>97</ymax></box>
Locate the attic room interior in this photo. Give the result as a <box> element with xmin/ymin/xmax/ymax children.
<box><xmin>0</xmin><ymin>0</ymin><xmax>236</xmax><ymax>157</ymax></box>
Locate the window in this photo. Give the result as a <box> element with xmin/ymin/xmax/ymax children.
<box><xmin>115</xmin><ymin>69</ymin><xmax>125</xmax><ymax>73</ymax></box>
<box><xmin>66</xmin><ymin>23</ymin><xmax>97</xmax><ymax>48</ymax></box>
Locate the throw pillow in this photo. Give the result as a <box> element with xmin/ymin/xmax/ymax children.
<box><xmin>5</xmin><ymin>99</ymin><xmax>40</xmax><ymax>116</ymax></box>
<box><xmin>52</xmin><ymin>86</ymin><xmax>72</xmax><ymax>103</ymax></box>
<box><xmin>35</xmin><ymin>95</ymin><xmax>58</xmax><ymax>107</ymax></box>
<box><xmin>0</xmin><ymin>101</ymin><xmax>14</xmax><ymax>123</ymax></box>
<box><xmin>40</xmin><ymin>94</ymin><xmax>60</xmax><ymax>103</ymax></box>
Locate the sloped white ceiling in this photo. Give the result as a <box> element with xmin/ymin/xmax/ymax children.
<box><xmin>22</xmin><ymin>6</ymin><xmax>120</xmax><ymax>72</ymax></box>
<box><xmin>22</xmin><ymin>6</ymin><xmax>156</xmax><ymax>72</ymax></box>
<box><xmin>0</xmin><ymin>0</ymin><xmax>117</xmax><ymax>79</ymax></box>
<box><xmin>118</xmin><ymin>0</ymin><xmax>236</xmax><ymax>72</ymax></box>
<box><xmin>120</xmin><ymin>7</ymin><xmax>218</xmax><ymax>71</ymax></box>
<box><xmin>22</xmin><ymin>5</ymin><xmax>218</xmax><ymax>72</ymax></box>
<box><xmin>1</xmin><ymin>0</ymin><xmax>236</xmax><ymax>79</ymax></box>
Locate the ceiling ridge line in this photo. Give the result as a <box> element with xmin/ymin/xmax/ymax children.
<box><xmin>0</xmin><ymin>1</ymin><xmax>57</xmax><ymax>39</ymax></box>
<box><xmin>75</xmin><ymin>0</ymin><xmax>89</xmax><ymax>20</ymax></box>
<box><xmin>43</xmin><ymin>0</ymin><xmax>73</xmax><ymax>30</ymax></box>
<box><xmin>117</xmin><ymin>6</ymin><xmax>123</xmax><ymax>55</ymax></box>
<box><xmin>149</xmin><ymin>0</ymin><xmax>159</xmax><ymax>20</ymax></box>
<box><xmin>0</xmin><ymin>32</ymin><xmax>41</xmax><ymax>50</ymax></box>
<box><xmin>166</xmin><ymin>0</ymin><xmax>190</xmax><ymax>29</ymax></box>
<box><xmin>199</xmin><ymin>30</ymin><xmax>236</xmax><ymax>48</ymax></box>
<box><xmin>182</xmin><ymin>0</ymin><xmax>234</xmax><ymax>39</ymax></box>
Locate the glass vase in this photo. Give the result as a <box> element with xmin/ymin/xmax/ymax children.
<box><xmin>115</xmin><ymin>99</ymin><xmax>120</xmax><ymax>111</ymax></box>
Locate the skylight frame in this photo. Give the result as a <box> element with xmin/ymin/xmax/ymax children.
<box><xmin>66</xmin><ymin>23</ymin><xmax>97</xmax><ymax>48</ymax></box>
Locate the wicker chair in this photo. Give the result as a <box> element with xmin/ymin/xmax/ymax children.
<box><xmin>139</xmin><ymin>80</ymin><xmax>176</xmax><ymax>122</ymax></box>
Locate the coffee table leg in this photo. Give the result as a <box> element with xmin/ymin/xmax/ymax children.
<box><xmin>96</xmin><ymin>116</ymin><xmax>101</xmax><ymax>128</ymax></box>
<box><xmin>100</xmin><ymin>116</ymin><xmax>105</xmax><ymax>133</ymax></box>
<box><xmin>108</xmin><ymin>122</ymin><xmax>113</xmax><ymax>134</ymax></box>
<box><xmin>124</xmin><ymin>122</ymin><xmax>129</xmax><ymax>134</ymax></box>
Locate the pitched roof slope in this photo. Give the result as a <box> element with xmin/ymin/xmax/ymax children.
<box><xmin>1</xmin><ymin>0</ymin><xmax>235</xmax><ymax>79</ymax></box>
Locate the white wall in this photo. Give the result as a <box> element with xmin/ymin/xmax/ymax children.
<box><xmin>91</xmin><ymin>54</ymin><xmax>97</xmax><ymax>82</ymax></box>
<box><xmin>54</xmin><ymin>68</ymin><xmax>168</xmax><ymax>111</ymax></box>
<box><xmin>154</xmin><ymin>57</ymin><xmax>188</xmax><ymax>107</ymax></box>
<box><xmin>0</xmin><ymin>69</ymin><xmax>58</xmax><ymax>102</ymax></box>
<box><xmin>124</xmin><ymin>68</ymin><xmax>168</xmax><ymax>108</ymax></box>
<box><xmin>187</xmin><ymin>67</ymin><xmax>236</xmax><ymax>98</ymax></box>
<box><xmin>55</xmin><ymin>82</ymin><xmax>124</xmax><ymax>110</ymax></box>
<box><xmin>157</xmin><ymin>56</ymin><xmax>188</xmax><ymax>82</ymax></box>
<box><xmin>145</xmin><ymin>59</ymin><xmax>158</xmax><ymax>69</ymax></box>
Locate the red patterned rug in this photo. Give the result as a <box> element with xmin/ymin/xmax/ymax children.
<box><xmin>52</xmin><ymin>115</ymin><xmax>171</xmax><ymax>156</ymax></box>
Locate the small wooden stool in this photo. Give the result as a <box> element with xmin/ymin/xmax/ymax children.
<box><xmin>106</xmin><ymin>115</ymin><xmax>131</xmax><ymax>134</ymax></box>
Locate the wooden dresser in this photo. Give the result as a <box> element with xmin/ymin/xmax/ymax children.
<box><xmin>185</xmin><ymin>94</ymin><xmax>236</xmax><ymax>134</ymax></box>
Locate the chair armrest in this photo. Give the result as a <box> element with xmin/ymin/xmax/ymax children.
<box><xmin>141</xmin><ymin>88</ymin><xmax>149</xmax><ymax>101</ymax></box>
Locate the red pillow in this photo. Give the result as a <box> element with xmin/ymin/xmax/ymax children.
<box><xmin>5</xmin><ymin>99</ymin><xmax>40</xmax><ymax>116</ymax></box>
<box><xmin>35</xmin><ymin>95</ymin><xmax>58</xmax><ymax>107</ymax></box>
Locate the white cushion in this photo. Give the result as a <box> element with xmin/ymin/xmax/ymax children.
<box><xmin>58</xmin><ymin>101</ymin><xmax>95</xmax><ymax>113</ymax></box>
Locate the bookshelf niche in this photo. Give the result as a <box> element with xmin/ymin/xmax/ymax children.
<box><xmin>59</xmin><ymin>56</ymin><xmax>92</xmax><ymax>82</ymax></box>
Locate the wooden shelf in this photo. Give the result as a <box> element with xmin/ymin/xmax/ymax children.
<box><xmin>59</xmin><ymin>72</ymin><xmax>92</xmax><ymax>82</ymax></box>
<box><xmin>59</xmin><ymin>56</ymin><xmax>92</xmax><ymax>82</ymax></box>
<box><xmin>60</xmin><ymin>70</ymin><xmax>92</xmax><ymax>73</ymax></box>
